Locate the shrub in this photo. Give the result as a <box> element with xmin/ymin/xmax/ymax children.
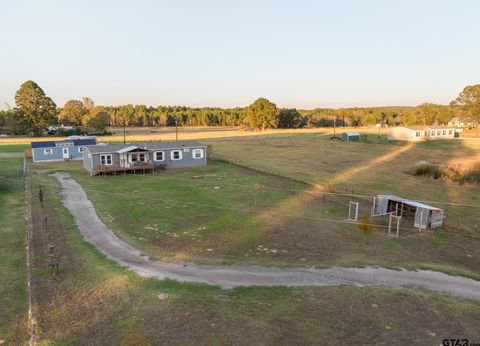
<box><xmin>438</xmin><ymin>166</ymin><xmax>460</xmax><ymax>182</ymax></box>
<box><xmin>413</xmin><ymin>161</ymin><xmax>480</xmax><ymax>184</ymax></box>
<box><xmin>413</xmin><ymin>161</ymin><xmax>439</xmax><ymax>177</ymax></box>
<box><xmin>155</xmin><ymin>164</ymin><xmax>167</xmax><ymax>172</ymax></box>
<box><xmin>358</xmin><ymin>214</ymin><xmax>374</xmax><ymax>244</ymax></box>
<box><xmin>463</xmin><ymin>163</ymin><xmax>480</xmax><ymax>184</ymax></box>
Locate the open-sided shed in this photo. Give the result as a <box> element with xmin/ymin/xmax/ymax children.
<box><xmin>374</xmin><ymin>194</ymin><xmax>444</xmax><ymax>229</ymax></box>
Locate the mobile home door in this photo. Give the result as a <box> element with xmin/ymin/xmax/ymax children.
<box><xmin>62</xmin><ymin>147</ymin><xmax>69</xmax><ymax>159</ymax></box>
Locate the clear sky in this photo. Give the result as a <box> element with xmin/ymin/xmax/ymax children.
<box><xmin>1</xmin><ymin>0</ymin><xmax>479</xmax><ymax>109</ymax></box>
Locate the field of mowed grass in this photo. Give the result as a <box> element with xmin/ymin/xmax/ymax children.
<box><xmin>0</xmin><ymin>125</ymin><xmax>477</xmax><ymax>148</ymax></box>
<box><xmin>23</xmin><ymin>158</ymin><xmax>480</xmax><ymax>344</ymax></box>
<box><xmin>30</xmin><ymin>152</ymin><xmax>480</xmax><ymax>279</ymax></box>
<box><xmin>0</xmin><ymin>126</ymin><xmax>329</xmax><ymax>145</ymax></box>
<box><xmin>206</xmin><ymin>133</ymin><xmax>480</xmax><ymax>231</ymax></box>
<box><xmin>0</xmin><ymin>148</ymin><xmax>27</xmax><ymax>343</ymax></box>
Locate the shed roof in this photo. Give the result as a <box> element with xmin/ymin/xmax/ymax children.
<box><xmin>343</xmin><ymin>131</ymin><xmax>360</xmax><ymax>136</ymax></box>
<box><xmin>85</xmin><ymin>141</ymin><xmax>206</xmax><ymax>154</ymax></box>
<box><xmin>31</xmin><ymin>139</ymin><xmax>96</xmax><ymax>148</ymax></box>
<box><xmin>378</xmin><ymin>194</ymin><xmax>443</xmax><ymax>211</ymax></box>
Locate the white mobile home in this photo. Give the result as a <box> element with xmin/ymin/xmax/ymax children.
<box><xmin>388</xmin><ymin>126</ymin><xmax>455</xmax><ymax>141</ymax></box>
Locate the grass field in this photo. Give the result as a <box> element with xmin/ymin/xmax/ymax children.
<box><xmin>0</xmin><ymin>148</ymin><xmax>27</xmax><ymax>343</ymax></box>
<box><xmin>2</xmin><ymin>129</ymin><xmax>480</xmax><ymax>344</ymax></box>
<box><xmin>29</xmin><ymin>147</ymin><xmax>480</xmax><ymax>280</ymax></box>
<box><xmin>0</xmin><ymin>125</ymin><xmax>477</xmax><ymax>146</ymax></box>
<box><xmin>207</xmin><ymin>133</ymin><xmax>480</xmax><ymax>230</ymax></box>
<box><xmin>23</xmin><ymin>157</ymin><xmax>480</xmax><ymax>344</ymax></box>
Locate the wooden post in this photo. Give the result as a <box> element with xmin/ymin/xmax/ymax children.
<box><xmin>396</xmin><ymin>216</ymin><xmax>400</xmax><ymax>237</ymax></box>
<box><xmin>175</xmin><ymin>116</ymin><xmax>178</xmax><ymax>141</ymax></box>
<box><xmin>333</xmin><ymin>115</ymin><xmax>336</xmax><ymax>138</ymax></box>
<box><xmin>418</xmin><ymin>210</ymin><xmax>424</xmax><ymax>232</ymax></box>
<box><xmin>388</xmin><ymin>213</ymin><xmax>392</xmax><ymax>236</ymax></box>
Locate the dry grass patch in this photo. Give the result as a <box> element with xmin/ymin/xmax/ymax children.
<box><xmin>28</xmin><ymin>155</ymin><xmax>480</xmax><ymax>279</ymax></box>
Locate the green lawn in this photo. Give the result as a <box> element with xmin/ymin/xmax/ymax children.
<box><xmin>30</xmin><ymin>152</ymin><xmax>480</xmax><ymax>280</ymax></box>
<box><xmin>25</xmin><ymin>162</ymin><xmax>480</xmax><ymax>344</ymax></box>
<box><xmin>0</xmin><ymin>148</ymin><xmax>27</xmax><ymax>343</ymax></box>
<box><xmin>206</xmin><ymin>134</ymin><xmax>480</xmax><ymax>231</ymax></box>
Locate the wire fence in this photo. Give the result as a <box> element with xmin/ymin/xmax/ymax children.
<box><xmin>1</xmin><ymin>154</ymin><xmax>479</xmax><ymax>238</ymax></box>
<box><xmin>0</xmin><ymin>155</ymin><xmax>478</xmax><ymax>208</ymax></box>
<box><xmin>3</xmin><ymin>170</ymin><xmax>478</xmax><ymax>239</ymax></box>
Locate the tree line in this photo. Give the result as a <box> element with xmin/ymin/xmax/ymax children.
<box><xmin>1</xmin><ymin>80</ymin><xmax>479</xmax><ymax>136</ymax></box>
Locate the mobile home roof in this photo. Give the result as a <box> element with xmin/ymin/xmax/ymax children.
<box><xmin>31</xmin><ymin>139</ymin><xmax>96</xmax><ymax>148</ymax></box>
<box><xmin>84</xmin><ymin>141</ymin><xmax>206</xmax><ymax>154</ymax></box>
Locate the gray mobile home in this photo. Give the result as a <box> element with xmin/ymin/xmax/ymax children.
<box><xmin>31</xmin><ymin>138</ymin><xmax>97</xmax><ymax>162</ymax></box>
<box><xmin>83</xmin><ymin>141</ymin><xmax>207</xmax><ymax>176</ymax></box>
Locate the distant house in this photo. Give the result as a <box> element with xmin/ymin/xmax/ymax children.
<box><xmin>47</xmin><ymin>124</ymin><xmax>76</xmax><ymax>135</ymax></box>
<box><xmin>341</xmin><ymin>131</ymin><xmax>360</xmax><ymax>141</ymax></box>
<box><xmin>388</xmin><ymin>126</ymin><xmax>455</xmax><ymax>141</ymax></box>
<box><xmin>31</xmin><ymin>138</ymin><xmax>97</xmax><ymax>162</ymax></box>
<box><xmin>82</xmin><ymin>141</ymin><xmax>207</xmax><ymax>176</ymax></box>
<box><xmin>448</xmin><ymin>117</ymin><xmax>478</xmax><ymax>128</ymax></box>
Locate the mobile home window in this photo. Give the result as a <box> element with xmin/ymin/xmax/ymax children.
<box><xmin>100</xmin><ymin>154</ymin><xmax>113</xmax><ymax>166</ymax></box>
<box><xmin>154</xmin><ymin>151</ymin><xmax>164</xmax><ymax>161</ymax></box>
<box><xmin>437</xmin><ymin>130</ymin><xmax>441</xmax><ymax>135</ymax></box>
<box><xmin>192</xmin><ymin>148</ymin><xmax>204</xmax><ymax>159</ymax></box>
<box><xmin>442</xmin><ymin>130</ymin><xmax>446</xmax><ymax>135</ymax></box>
<box><xmin>43</xmin><ymin>148</ymin><xmax>53</xmax><ymax>155</ymax></box>
<box><xmin>415</xmin><ymin>131</ymin><xmax>421</xmax><ymax>137</ymax></box>
<box><xmin>448</xmin><ymin>129</ymin><xmax>453</xmax><ymax>135</ymax></box>
<box><xmin>430</xmin><ymin>131</ymin><xmax>435</xmax><ymax>136</ymax></box>
<box><xmin>171</xmin><ymin>150</ymin><xmax>182</xmax><ymax>160</ymax></box>
<box><xmin>138</xmin><ymin>153</ymin><xmax>146</xmax><ymax>162</ymax></box>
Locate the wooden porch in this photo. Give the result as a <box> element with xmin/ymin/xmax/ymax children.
<box><xmin>92</xmin><ymin>162</ymin><xmax>155</xmax><ymax>176</ymax></box>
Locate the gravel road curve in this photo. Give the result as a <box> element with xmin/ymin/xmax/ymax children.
<box><xmin>52</xmin><ymin>172</ymin><xmax>480</xmax><ymax>301</ymax></box>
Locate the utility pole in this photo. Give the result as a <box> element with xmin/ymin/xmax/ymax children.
<box><xmin>333</xmin><ymin>115</ymin><xmax>337</xmax><ymax>138</ymax></box>
<box><xmin>175</xmin><ymin>116</ymin><xmax>178</xmax><ymax>141</ymax></box>
<box><xmin>123</xmin><ymin>116</ymin><xmax>126</xmax><ymax>144</ymax></box>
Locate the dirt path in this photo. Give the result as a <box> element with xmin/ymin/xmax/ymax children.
<box><xmin>52</xmin><ymin>172</ymin><xmax>480</xmax><ymax>301</ymax></box>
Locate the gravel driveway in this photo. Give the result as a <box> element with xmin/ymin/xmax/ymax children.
<box><xmin>52</xmin><ymin>172</ymin><xmax>480</xmax><ymax>301</ymax></box>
